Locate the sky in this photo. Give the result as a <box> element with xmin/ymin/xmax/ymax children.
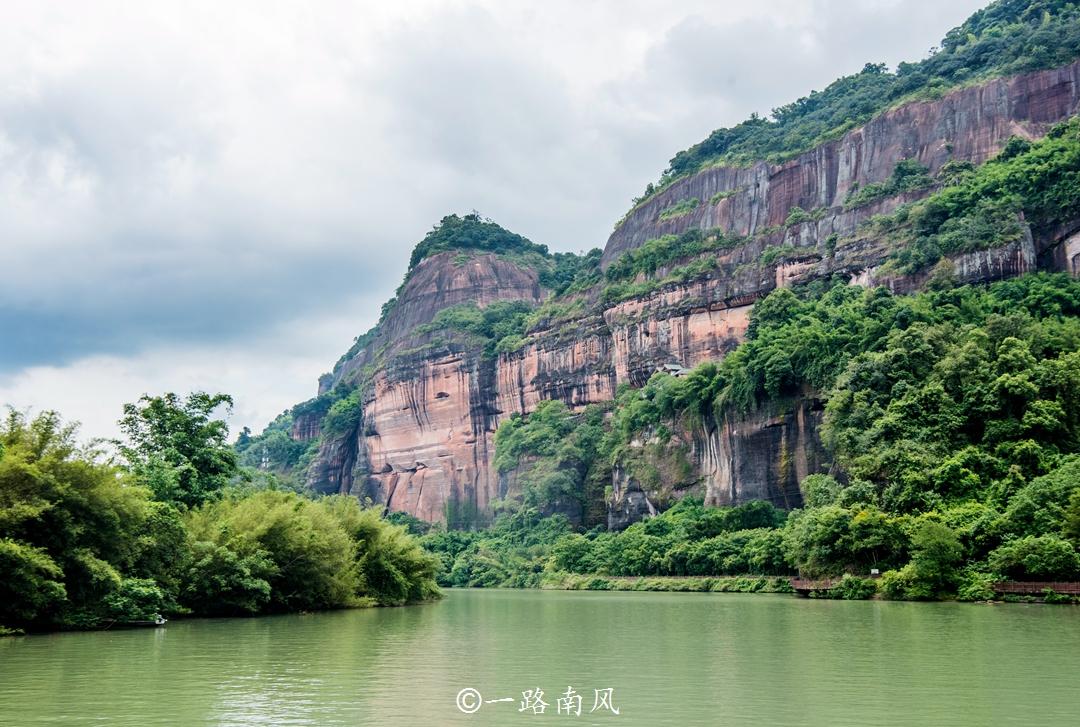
<box><xmin>0</xmin><ymin>0</ymin><xmax>987</xmax><ymax>441</ymax></box>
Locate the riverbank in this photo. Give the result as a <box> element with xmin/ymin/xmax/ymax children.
<box><xmin>534</xmin><ymin>572</ymin><xmax>1080</xmax><ymax>603</ymax></box>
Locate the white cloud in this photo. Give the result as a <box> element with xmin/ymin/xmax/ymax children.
<box><xmin>0</xmin><ymin>0</ymin><xmax>987</xmax><ymax>439</ymax></box>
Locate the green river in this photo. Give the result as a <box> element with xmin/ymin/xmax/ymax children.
<box><xmin>1</xmin><ymin>589</ymin><xmax>1078</xmax><ymax>725</ymax></box>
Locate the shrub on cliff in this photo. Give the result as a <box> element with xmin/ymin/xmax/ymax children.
<box><xmin>322</xmin><ymin>390</ymin><xmax>363</xmax><ymax>436</ymax></box>
<box><xmin>408</xmin><ymin>213</ymin><xmax>550</xmax><ymax>271</ymax></box>
<box><xmin>493</xmin><ymin>402</ymin><xmax>610</xmax><ymax>524</ymax></box>
<box><xmin>883</xmin><ymin>118</ymin><xmax>1080</xmax><ymax>273</ymax></box>
<box><xmin>845</xmin><ymin>159</ymin><xmax>933</xmax><ymax>209</ymax></box>
<box><xmin>603</xmin><ymin>228</ymin><xmax>743</xmax><ymax>283</ymax></box>
<box><xmin>419</xmin><ymin>300</ymin><xmax>534</xmax><ymax>358</ymax></box>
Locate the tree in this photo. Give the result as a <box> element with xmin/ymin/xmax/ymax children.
<box><xmin>800</xmin><ymin>474</ymin><xmax>842</xmax><ymax>508</ymax></box>
<box><xmin>783</xmin><ymin>505</ymin><xmax>906</xmax><ymax>577</ymax></box>
<box><xmin>0</xmin><ymin>539</ymin><xmax>67</xmax><ymax>626</ymax></box>
<box><xmin>180</xmin><ymin>541</ymin><xmax>274</xmax><ymax>616</ymax></box>
<box><xmin>319</xmin><ymin>495</ymin><xmax>440</xmax><ymax>605</ymax></box>
<box><xmin>909</xmin><ymin>520</ymin><xmax>963</xmax><ymax>593</ymax></box>
<box><xmin>988</xmin><ymin>535</ymin><xmax>1080</xmax><ymax>580</ymax></box>
<box><xmin>1000</xmin><ymin>456</ymin><xmax>1080</xmax><ymax>538</ymax></box>
<box><xmin>0</xmin><ymin>410</ymin><xmax>159</xmax><ymax>630</ymax></box>
<box><xmin>1066</xmin><ymin>488</ymin><xmax>1080</xmax><ymax>545</ymax></box>
<box><xmin>185</xmin><ymin>490</ymin><xmax>360</xmax><ymax>612</ymax></box>
<box><xmin>118</xmin><ymin>392</ymin><xmax>237</xmax><ymax>508</ymax></box>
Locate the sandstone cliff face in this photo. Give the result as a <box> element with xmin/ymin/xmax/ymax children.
<box><xmin>299</xmin><ymin>60</ymin><xmax>1080</xmax><ymax>528</ymax></box>
<box><xmin>330</xmin><ymin>252</ymin><xmax>547</xmax><ymax>389</ymax></box>
<box><xmin>353</xmin><ymin>349</ymin><xmax>500</xmax><ymax>524</ymax></box>
<box><xmin>608</xmin><ymin>397</ymin><xmax>827</xmax><ymax>529</ymax></box>
<box><xmin>495</xmin><ymin>316</ymin><xmax>618</xmax><ymax>417</ymax></box>
<box><xmin>603</xmin><ymin>59</ymin><xmax>1080</xmax><ymax>267</ymax></box>
<box><xmin>305</xmin><ymin>251</ymin><xmax>546</xmax><ymax>523</ymax></box>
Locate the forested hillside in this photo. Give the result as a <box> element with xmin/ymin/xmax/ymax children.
<box><xmin>232</xmin><ymin>0</ymin><xmax>1080</xmax><ymax>602</ymax></box>
<box><xmin>422</xmin><ymin>273</ymin><xmax>1080</xmax><ymax>599</ymax></box>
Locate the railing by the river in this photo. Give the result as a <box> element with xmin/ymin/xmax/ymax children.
<box><xmin>992</xmin><ymin>581</ymin><xmax>1080</xmax><ymax>595</ymax></box>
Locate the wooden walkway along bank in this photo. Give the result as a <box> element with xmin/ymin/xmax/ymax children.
<box><xmin>992</xmin><ymin>581</ymin><xmax>1080</xmax><ymax>595</ymax></box>
<box><xmin>790</xmin><ymin>578</ymin><xmax>840</xmax><ymax>596</ymax></box>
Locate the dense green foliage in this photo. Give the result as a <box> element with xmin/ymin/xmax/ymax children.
<box><xmin>493</xmin><ymin>401</ymin><xmax>610</xmax><ymax>525</ymax></box>
<box><xmin>417</xmin><ymin>300</ymin><xmax>535</xmax><ymax>357</ymax></box>
<box><xmin>613</xmin><ymin>273</ymin><xmax>1080</xmax><ymax>424</ymax></box>
<box><xmin>540</xmin><ymin>248</ymin><xmax>604</xmax><ymax>297</ymax></box>
<box><xmin>644</xmin><ymin>0</ymin><xmax>1080</xmax><ymax>196</ymax></box>
<box><xmin>882</xmin><ymin>116</ymin><xmax>1080</xmax><ymax>273</ymax></box>
<box><xmin>597</xmin><ymin>226</ymin><xmax>751</xmax><ymax>304</ymax></box>
<box><xmin>603</xmin><ymin>228</ymin><xmax>744</xmax><ymax>283</ymax></box>
<box><xmin>408</xmin><ymin>213</ymin><xmax>551</xmax><ymax>271</ymax></box>
<box><xmin>421</xmin><ymin>508</ymin><xmax>573</xmax><ymax>587</ymax></box>
<box><xmin>420</xmin><ymin>273</ymin><xmax>1080</xmax><ymax>600</ymax></box>
<box><xmin>118</xmin><ymin>392</ymin><xmax>237</xmax><ymax>508</ymax></box>
<box><xmin>239</xmin><ymin>384</ymin><xmax>366</xmax><ymax>481</ymax></box>
<box><xmin>0</xmin><ymin>411</ymin><xmax>176</xmax><ymax>630</ymax></box>
<box><xmin>234</xmin><ymin>415</ymin><xmax>311</xmax><ymax>474</ymax></box>
<box><xmin>599</xmin><ymin>257</ymin><xmax>721</xmax><ymax>305</ymax></box>
<box><xmin>420</xmin><ymin>498</ymin><xmax>790</xmax><ymax>588</ymax></box>
<box><xmin>0</xmin><ymin>400</ymin><xmax>439</xmax><ymax>634</ymax></box>
<box><xmin>185</xmin><ymin>491</ymin><xmax>439</xmax><ymax>613</ymax></box>
<box><xmin>845</xmin><ymin>159</ymin><xmax>934</xmax><ymax>209</ymax></box>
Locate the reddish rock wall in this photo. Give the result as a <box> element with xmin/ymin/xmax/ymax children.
<box><xmin>603</xmin><ymin>60</ymin><xmax>1080</xmax><ymax>267</ymax></box>
<box><xmin>300</xmin><ymin>60</ymin><xmax>1080</xmax><ymax>527</ymax></box>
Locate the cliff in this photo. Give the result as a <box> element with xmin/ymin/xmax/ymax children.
<box><xmin>603</xmin><ymin>58</ymin><xmax>1080</xmax><ymax>268</ymax></box>
<box><xmin>266</xmin><ymin>49</ymin><xmax>1080</xmax><ymax>529</ymax></box>
<box><xmin>301</xmin><ymin>247</ymin><xmax>547</xmax><ymax>525</ymax></box>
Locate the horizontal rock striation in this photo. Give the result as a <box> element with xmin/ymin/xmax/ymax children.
<box><xmin>603</xmin><ymin>60</ymin><xmax>1080</xmax><ymax>267</ymax></box>
<box><xmin>296</xmin><ymin>60</ymin><xmax>1080</xmax><ymax>528</ymax></box>
<box><xmin>609</xmin><ymin>396</ymin><xmax>827</xmax><ymax>530</ymax></box>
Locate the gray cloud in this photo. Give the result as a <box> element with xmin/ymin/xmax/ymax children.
<box><xmin>0</xmin><ymin>0</ymin><xmax>987</xmax><ymax>436</ymax></box>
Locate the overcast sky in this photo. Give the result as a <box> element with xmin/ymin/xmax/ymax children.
<box><xmin>0</xmin><ymin>0</ymin><xmax>987</xmax><ymax>441</ymax></box>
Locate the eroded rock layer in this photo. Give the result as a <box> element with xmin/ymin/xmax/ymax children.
<box><xmin>603</xmin><ymin>60</ymin><xmax>1080</xmax><ymax>266</ymax></box>
<box><xmin>298</xmin><ymin>60</ymin><xmax>1080</xmax><ymax>527</ymax></box>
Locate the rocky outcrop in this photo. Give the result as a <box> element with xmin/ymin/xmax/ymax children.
<box><xmin>294</xmin><ymin>59</ymin><xmax>1080</xmax><ymax>528</ymax></box>
<box><xmin>353</xmin><ymin>348</ymin><xmax>499</xmax><ymax>525</ymax></box>
<box><xmin>495</xmin><ymin>315</ymin><xmax>617</xmax><ymax>417</ymax></box>
<box><xmin>330</xmin><ymin>251</ymin><xmax>547</xmax><ymax>388</ymax></box>
<box><xmin>603</xmin><ymin>59</ymin><xmax>1080</xmax><ymax>267</ymax></box>
<box><xmin>306</xmin><ymin>250</ymin><xmax>547</xmax><ymax>521</ymax></box>
<box><xmin>609</xmin><ymin>397</ymin><xmax>827</xmax><ymax>529</ymax></box>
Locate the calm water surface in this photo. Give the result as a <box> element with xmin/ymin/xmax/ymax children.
<box><xmin>1</xmin><ymin>589</ymin><xmax>1078</xmax><ymax>726</ymax></box>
